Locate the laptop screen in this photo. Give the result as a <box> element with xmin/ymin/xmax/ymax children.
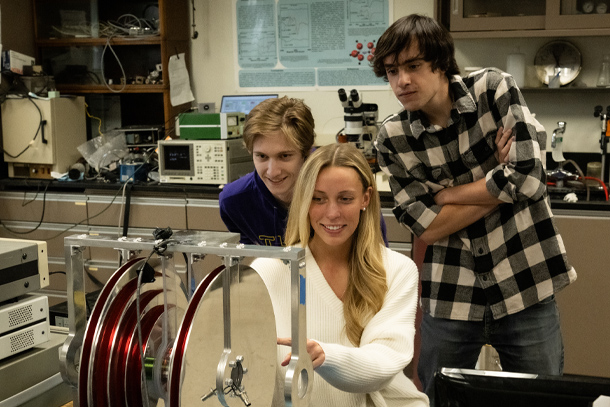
<box><xmin>220</xmin><ymin>94</ymin><xmax>278</xmax><ymax>115</ymax></box>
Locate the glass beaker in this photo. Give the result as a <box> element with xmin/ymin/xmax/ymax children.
<box><xmin>596</xmin><ymin>54</ymin><xmax>610</xmax><ymax>87</ymax></box>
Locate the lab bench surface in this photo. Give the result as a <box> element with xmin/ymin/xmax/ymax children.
<box><xmin>1</xmin><ymin>177</ymin><xmax>608</xmax><ymax>212</ymax></box>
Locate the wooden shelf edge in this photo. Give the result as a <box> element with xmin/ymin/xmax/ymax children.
<box><xmin>56</xmin><ymin>84</ymin><xmax>167</xmax><ymax>94</ymax></box>
<box><xmin>451</xmin><ymin>28</ymin><xmax>610</xmax><ymax>39</ymax></box>
<box><xmin>35</xmin><ymin>36</ymin><xmax>162</xmax><ymax>47</ymax></box>
<box><xmin>520</xmin><ymin>86</ymin><xmax>610</xmax><ymax>92</ymax></box>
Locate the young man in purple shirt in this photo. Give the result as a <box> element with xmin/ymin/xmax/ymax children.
<box><xmin>219</xmin><ymin>96</ymin><xmax>316</xmax><ymax>246</ymax></box>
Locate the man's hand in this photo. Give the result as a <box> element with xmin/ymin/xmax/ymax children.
<box><xmin>434</xmin><ymin>186</ymin><xmax>451</xmax><ymax>206</ymax></box>
<box><xmin>495</xmin><ymin>126</ymin><xmax>513</xmax><ymax>164</ymax></box>
<box><xmin>277</xmin><ymin>337</ymin><xmax>326</xmax><ymax>368</ymax></box>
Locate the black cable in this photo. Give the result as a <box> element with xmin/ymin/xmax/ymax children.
<box><xmin>49</xmin><ymin>271</ymin><xmax>67</xmax><ymax>276</ymax></box>
<box><xmin>2</xmin><ymin>96</ymin><xmax>46</xmax><ymax>159</ymax></box>
<box><xmin>0</xmin><ymin>180</ymin><xmax>125</xmax><ymax>240</ymax></box>
<box><xmin>21</xmin><ymin>179</ymin><xmax>46</xmax><ymax>207</ymax></box>
<box><xmin>134</xmin><ymin>227</ymin><xmax>173</xmax><ymax>406</ymax></box>
<box><xmin>0</xmin><ymin>70</ymin><xmax>30</xmax><ymax>101</ymax></box>
<box><xmin>0</xmin><ymin>180</ymin><xmax>51</xmax><ymax>234</ymax></box>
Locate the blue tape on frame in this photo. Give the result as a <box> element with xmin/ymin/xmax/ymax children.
<box><xmin>299</xmin><ymin>275</ymin><xmax>306</xmax><ymax>305</ymax></box>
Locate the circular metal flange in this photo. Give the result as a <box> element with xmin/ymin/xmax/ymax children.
<box><xmin>534</xmin><ymin>40</ymin><xmax>582</xmax><ymax>86</ymax></box>
<box><xmin>168</xmin><ymin>265</ymin><xmax>277</xmax><ymax>407</ymax></box>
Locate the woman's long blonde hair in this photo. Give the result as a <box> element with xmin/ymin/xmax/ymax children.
<box><xmin>285</xmin><ymin>143</ymin><xmax>387</xmax><ymax>346</ymax></box>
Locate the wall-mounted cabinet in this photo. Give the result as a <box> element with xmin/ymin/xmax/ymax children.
<box><xmin>446</xmin><ymin>0</ymin><xmax>546</xmax><ymax>32</ymax></box>
<box><xmin>547</xmin><ymin>0</ymin><xmax>610</xmax><ymax>30</ymax></box>
<box><xmin>33</xmin><ymin>0</ymin><xmax>191</xmax><ymax>136</ymax></box>
<box><xmin>438</xmin><ymin>0</ymin><xmax>610</xmax><ymax>37</ymax></box>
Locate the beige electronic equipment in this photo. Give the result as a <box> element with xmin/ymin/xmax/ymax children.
<box><xmin>158</xmin><ymin>138</ymin><xmax>253</xmax><ymax>185</ymax></box>
<box><xmin>0</xmin><ymin>238</ymin><xmax>49</xmax><ymax>302</ymax></box>
<box><xmin>0</xmin><ymin>238</ymin><xmax>50</xmax><ymax>362</ymax></box>
<box><xmin>2</xmin><ymin>96</ymin><xmax>86</xmax><ymax>179</ymax></box>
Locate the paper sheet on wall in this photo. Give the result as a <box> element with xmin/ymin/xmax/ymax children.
<box><xmin>168</xmin><ymin>53</ymin><xmax>194</xmax><ymax>106</ymax></box>
<box><xmin>233</xmin><ymin>0</ymin><xmax>391</xmax><ymax>90</ymax></box>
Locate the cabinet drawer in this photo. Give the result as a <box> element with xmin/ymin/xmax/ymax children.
<box><xmin>388</xmin><ymin>242</ymin><xmax>412</xmax><ymax>259</ymax></box>
<box><xmin>382</xmin><ymin>210</ymin><xmax>412</xmax><ymax>244</ymax></box>
<box><xmin>0</xmin><ymin>192</ymin><xmax>87</xmax><ymax>223</ymax></box>
<box><xmin>554</xmin><ymin>215</ymin><xmax>610</xmax><ymax>377</ymax></box>
<box><xmin>186</xmin><ymin>199</ymin><xmax>229</xmax><ymax>232</ymax></box>
<box><xmin>86</xmin><ymin>195</ymin><xmax>187</xmax><ymax>229</ymax></box>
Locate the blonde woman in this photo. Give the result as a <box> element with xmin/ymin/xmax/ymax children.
<box><xmin>250</xmin><ymin>143</ymin><xmax>428</xmax><ymax>407</ymax></box>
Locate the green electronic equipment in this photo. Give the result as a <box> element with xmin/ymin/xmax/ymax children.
<box><xmin>178</xmin><ymin>112</ymin><xmax>245</xmax><ymax>140</ymax></box>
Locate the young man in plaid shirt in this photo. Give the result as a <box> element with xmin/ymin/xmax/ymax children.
<box><xmin>373</xmin><ymin>14</ymin><xmax>576</xmax><ymax>406</ymax></box>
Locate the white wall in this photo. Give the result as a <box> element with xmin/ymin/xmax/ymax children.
<box><xmin>189</xmin><ymin>0</ymin><xmax>609</xmax><ymax>154</ymax></box>
<box><xmin>189</xmin><ymin>0</ymin><xmax>434</xmax><ymax>146</ymax></box>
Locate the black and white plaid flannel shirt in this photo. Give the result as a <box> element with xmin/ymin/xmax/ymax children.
<box><xmin>376</xmin><ymin>68</ymin><xmax>576</xmax><ymax>321</ymax></box>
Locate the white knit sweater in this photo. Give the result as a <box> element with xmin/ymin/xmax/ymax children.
<box><xmin>250</xmin><ymin>246</ymin><xmax>429</xmax><ymax>407</ymax></box>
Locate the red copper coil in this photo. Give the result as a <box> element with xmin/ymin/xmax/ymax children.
<box><xmin>90</xmin><ymin>278</ymin><xmax>139</xmax><ymax>406</ymax></box>
<box><xmin>124</xmin><ymin>305</ymin><xmax>169</xmax><ymax>407</ymax></box>
<box><xmin>107</xmin><ymin>289</ymin><xmax>162</xmax><ymax>407</ymax></box>
<box><xmin>79</xmin><ymin>257</ymin><xmax>143</xmax><ymax>407</ymax></box>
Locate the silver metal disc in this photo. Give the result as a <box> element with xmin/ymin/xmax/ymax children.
<box><xmin>169</xmin><ymin>265</ymin><xmax>277</xmax><ymax>407</ymax></box>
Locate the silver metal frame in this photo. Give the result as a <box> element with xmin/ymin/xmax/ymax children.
<box><xmin>59</xmin><ymin>231</ymin><xmax>313</xmax><ymax>407</ymax></box>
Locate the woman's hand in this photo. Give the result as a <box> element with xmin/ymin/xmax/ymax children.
<box><xmin>277</xmin><ymin>337</ymin><xmax>326</xmax><ymax>368</ymax></box>
<box><xmin>495</xmin><ymin>126</ymin><xmax>513</xmax><ymax>164</ymax></box>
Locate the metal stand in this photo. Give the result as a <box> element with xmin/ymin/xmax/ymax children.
<box><xmin>59</xmin><ymin>231</ymin><xmax>313</xmax><ymax>407</ymax></box>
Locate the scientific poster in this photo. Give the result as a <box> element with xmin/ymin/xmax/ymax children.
<box><xmin>234</xmin><ymin>0</ymin><xmax>391</xmax><ymax>90</ymax></box>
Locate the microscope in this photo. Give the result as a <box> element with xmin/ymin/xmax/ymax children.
<box><xmin>549</xmin><ymin>121</ymin><xmax>569</xmax><ymax>188</ymax></box>
<box><xmin>337</xmin><ymin>88</ymin><xmax>378</xmax><ymax>164</ymax></box>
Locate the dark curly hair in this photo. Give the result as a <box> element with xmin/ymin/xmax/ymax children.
<box><xmin>372</xmin><ymin>14</ymin><xmax>460</xmax><ymax>81</ymax></box>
